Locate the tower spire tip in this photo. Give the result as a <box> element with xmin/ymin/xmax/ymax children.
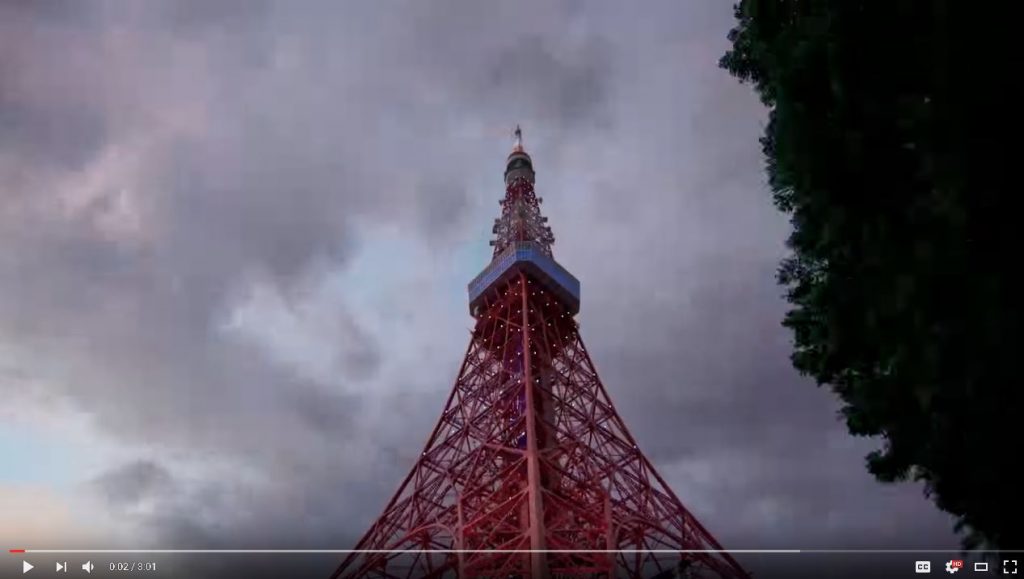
<box><xmin>513</xmin><ymin>124</ymin><xmax>524</xmax><ymax>153</ymax></box>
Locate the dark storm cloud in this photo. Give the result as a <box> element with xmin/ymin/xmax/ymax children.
<box><xmin>156</xmin><ymin>0</ymin><xmax>273</xmax><ymax>33</ymax></box>
<box><xmin>482</xmin><ymin>37</ymin><xmax>613</xmax><ymax>127</ymax></box>
<box><xmin>0</xmin><ymin>0</ymin><xmax>96</xmax><ymax>25</ymax></box>
<box><xmin>0</xmin><ymin>100</ymin><xmax>108</xmax><ymax>169</ymax></box>
<box><xmin>0</xmin><ymin>0</ymin><xmax>957</xmax><ymax>572</ymax></box>
<box><xmin>292</xmin><ymin>386</ymin><xmax>363</xmax><ymax>436</ymax></box>
<box><xmin>93</xmin><ymin>460</ymin><xmax>174</xmax><ymax>507</ymax></box>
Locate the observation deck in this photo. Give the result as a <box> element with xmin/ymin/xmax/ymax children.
<box><xmin>468</xmin><ymin>241</ymin><xmax>580</xmax><ymax>317</ymax></box>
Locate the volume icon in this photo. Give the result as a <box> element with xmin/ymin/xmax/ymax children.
<box><xmin>81</xmin><ymin>561</ymin><xmax>94</xmax><ymax>574</ymax></box>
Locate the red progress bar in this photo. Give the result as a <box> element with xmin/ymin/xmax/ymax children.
<box><xmin>9</xmin><ymin>550</ymin><xmax>25</xmax><ymax>554</ymax></box>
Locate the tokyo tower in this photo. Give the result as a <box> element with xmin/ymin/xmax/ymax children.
<box><xmin>331</xmin><ymin>128</ymin><xmax>750</xmax><ymax>579</ymax></box>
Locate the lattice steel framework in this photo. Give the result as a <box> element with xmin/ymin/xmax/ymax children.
<box><xmin>490</xmin><ymin>176</ymin><xmax>554</xmax><ymax>257</ymax></box>
<box><xmin>330</xmin><ymin>131</ymin><xmax>749</xmax><ymax>579</ymax></box>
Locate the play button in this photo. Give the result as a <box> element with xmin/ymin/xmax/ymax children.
<box><xmin>22</xmin><ymin>561</ymin><xmax>33</xmax><ymax>574</ymax></box>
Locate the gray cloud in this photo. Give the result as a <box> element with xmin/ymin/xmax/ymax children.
<box><xmin>0</xmin><ymin>1</ymin><xmax>957</xmax><ymax>577</ymax></box>
<box><xmin>0</xmin><ymin>100</ymin><xmax>108</xmax><ymax>169</ymax></box>
<box><xmin>480</xmin><ymin>36</ymin><xmax>613</xmax><ymax>127</ymax></box>
<box><xmin>93</xmin><ymin>460</ymin><xmax>174</xmax><ymax>507</ymax></box>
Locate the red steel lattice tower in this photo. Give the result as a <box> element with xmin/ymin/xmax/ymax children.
<box><xmin>331</xmin><ymin>128</ymin><xmax>750</xmax><ymax>579</ymax></box>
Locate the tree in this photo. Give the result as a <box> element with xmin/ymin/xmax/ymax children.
<box><xmin>721</xmin><ymin>0</ymin><xmax>1021</xmax><ymax>549</ymax></box>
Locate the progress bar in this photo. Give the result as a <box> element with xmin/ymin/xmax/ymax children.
<box><xmin>12</xmin><ymin>550</ymin><xmax>797</xmax><ymax>554</ymax></box>
<box><xmin>11</xmin><ymin>549</ymin><xmax>1023</xmax><ymax>554</ymax></box>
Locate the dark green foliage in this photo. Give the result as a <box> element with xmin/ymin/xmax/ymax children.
<box><xmin>721</xmin><ymin>0</ymin><xmax>1020</xmax><ymax>549</ymax></box>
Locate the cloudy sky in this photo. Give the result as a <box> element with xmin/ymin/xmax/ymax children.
<box><xmin>1</xmin><ymin>0</ymin><xmax>956</xmax><ymax>576</ymax></box>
